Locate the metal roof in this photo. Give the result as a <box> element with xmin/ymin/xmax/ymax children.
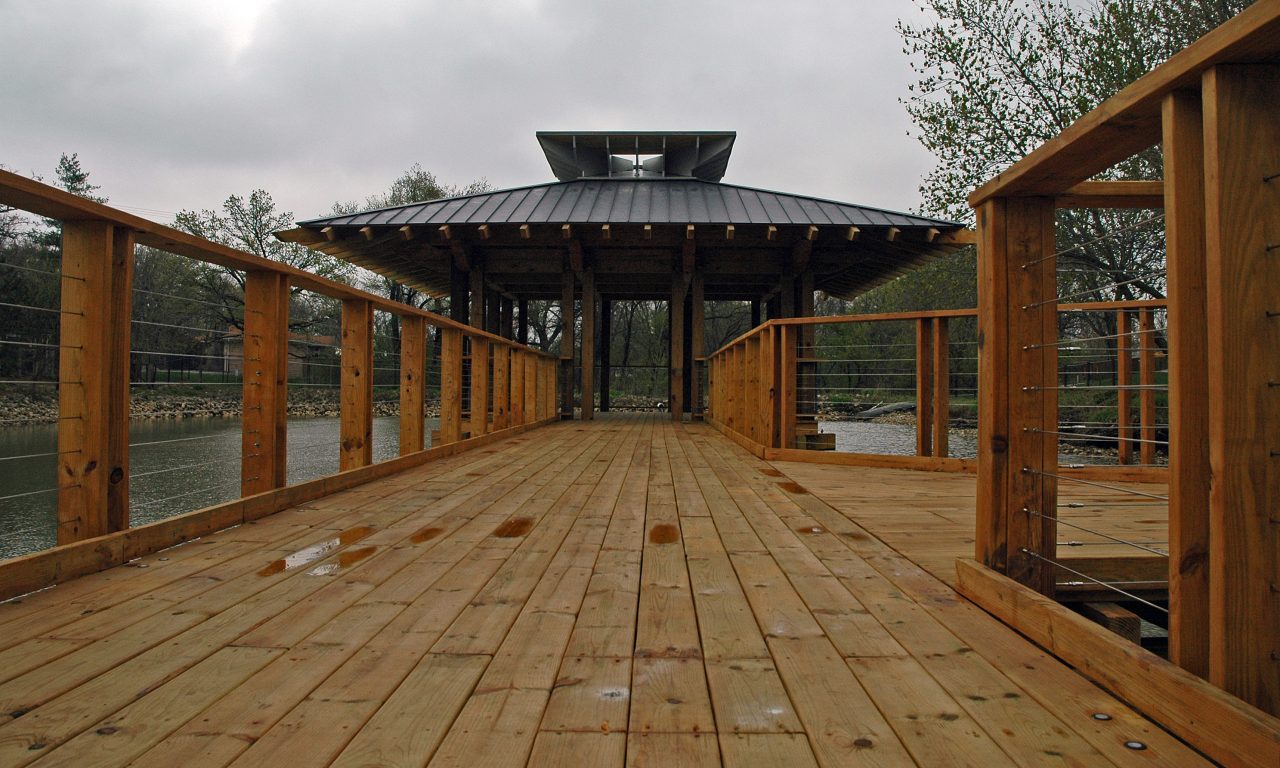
<box><xmin>297</xmin><ymin>177</ymin><xmax>959</xmax><ymax>230</ymax></box>
<box><xmin>536</xmin><ymin>131</ymin><xmax>736</xmax><ymax>182</ymax></box>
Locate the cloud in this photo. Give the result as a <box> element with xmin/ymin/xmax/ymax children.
<box><xmin>0</xmin><ymin>0</ymin><xmax>936</xmax><ymax>221</ymax></box>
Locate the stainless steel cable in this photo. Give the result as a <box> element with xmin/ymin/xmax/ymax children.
<box><xmin>1021</xmin><ymin>467</ymin><xmax>1169</xmax><ymax>500</ymax></box>
<box><xmin>1022</xmin><ymin>548</ymin><xmax>1168</xmax><ymax>614</ymax></box>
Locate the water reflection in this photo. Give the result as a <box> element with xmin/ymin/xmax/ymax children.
<box><xmin>0</xmin><ymin>415</ymin><xmax>427</xmax><ymax>560</ymax></box>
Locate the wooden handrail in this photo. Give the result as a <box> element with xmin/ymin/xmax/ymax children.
<box><xmin>0</xmin><ymin>169</ymin><xmax>553</xmax><ymax>356</ymax></box>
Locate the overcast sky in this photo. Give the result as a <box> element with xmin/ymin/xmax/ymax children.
<box><xmin>0</xmin><ymin>0</ymin><xmax>940</xmax><ymax>224</ymax></box>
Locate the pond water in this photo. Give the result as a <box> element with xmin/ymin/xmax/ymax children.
<box><xmin>0</xmin><ymin>415</ymin><xmax>426</xmax><ymax>559</ymax></box>
<box><xmin>819</xmin><ymin>420</ymin><xmax>979</xmax><ymax>457</ymax></box>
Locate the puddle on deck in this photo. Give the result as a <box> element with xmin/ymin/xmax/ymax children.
<box><xmin>493</xmin><ymin>517</ymin><xmax>534</xmax><ymax>538</ymax></box>
<box><xmin>257</xmin><ymin>526</ymin><xmax>376</xmax><ymax>576</ymax></box>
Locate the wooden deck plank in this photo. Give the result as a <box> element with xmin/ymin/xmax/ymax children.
<box><xmin>0</xmin><ymin>415</ymin><xmax>1220</xmax><ymax>767</ymax></box>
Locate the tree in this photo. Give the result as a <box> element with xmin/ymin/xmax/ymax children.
<box><xmin>175</xmin><ymin>189</ymin><xmax>356</xmax><ymax>333</ymax></box>
<box><xmin>869</xmin><ymin>0</ymin><xmax>1249</xmax><ymax>316</ymax></box>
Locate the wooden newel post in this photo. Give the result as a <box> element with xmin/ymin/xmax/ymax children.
<box><xmin>511</xmin><ymin>350</ymin><xmax>526</xmax><ymax>426</ymax></box>
<box><xmin>493</xmin><ymin>344</ymin><xmax>510</xmax><ymax>430</ymax></box>
<box><xmin>399</xmin><ymin>315</ymin><xmax>427</xmax><ymax>455</ymax></box>
<box><xmin>58</xmin><ymin>221</ymin><xmax>134</xmax><ymax>543</ymax></box>
<box><xmin>1138</xmin><ymin>307</ymin><xmax>1157</xmax><ymax>465</ymax></box>
<box><xmin>691</xmin><ymin>273</ymin><xmax>705</xmax><ymax>420</ymax></box>
<box><xmin>560</xmin><ymin>267</ymin><xmax>575</xmax><ymax>420</ymax></box>
<box><xmin>439</xmin><ymin>327</ymin><xmax>463</xmax><ymax>444</ymax></box>
<box><xmin>975</xmin><ymin>197</ymin><xmax>1058</xmax><ymax>596</ymax></box>
<box><xmin>242</xmin><ymin>271</ymin><xmax>290</xmax><ymax>495</ymax></box>
<box><xmin>779</xmin><ymin>324</ymin><xmax>798</xmax><ymax>450</ymax></box>
<box><xmin>340</xmin><ymin>299</ymin><xmax>374</xmax><ymax>470</ymax></box>
<box><xmin>1202</xmin><ymin>63</ymin><xmax>1280</xmax><ymax>713</ymax></box>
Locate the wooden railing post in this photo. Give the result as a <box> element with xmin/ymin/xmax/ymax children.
<box><xmin>780</xmin><ymin>324</ymin><xmax>797</xmax><ymax>450</ymax></box>
<box><xmin>439</xmin><ymin>327</ymin><xmax>463</xmax><ymax>443</ymax></box>
<box><xmin>399</xmin><ymin>315</ymin><xmax>427</xmax><ymax>455</ymax></box>
<box><xmin>1202</xmin><ymin>63</ymin><xmax>1280</xmax><ymax>713</ymax></box>
<box><xmin>560</xmin><ymin>267</ymin><xmax>575</xmax><ymax>420</ymax></box>
<box><xmin>1117</xmin><ymin>310</ymin><xmax>1133</xmax><ymax>464</ymax></box>
<box><xmin>764</xmin><ymin>326</ymin><xmax>781</xmax><ymax>448</ymax></box>
<box><xmin>511</xmin><ymin>350</ymin><xmax>526</xmax><ymax>426</ymax></box>
<box><xmin>670</xmin><ymin>273</ymin><xmax>687</xmax><ymax>421</ymax></box>
<box><xmin>57</xmin><ymin>221</ymin><xmax>134</xmax><ymax>543</ymax></box>
<box><xmin>975</xmin><ymin>197</ymin><xmax>1058</xmax><ymax>596</ymax></box>
<box><xmin>933</xmin><ymin>317</ymin><xmax>951</xmax><ymax>457</ymax></box>
<box><xmin>339</xmin><ymin>299</ymin><xmax>373</xmax><ymax>470</ymax></box>
<box><xmin>493</xmin><ymin>343</ymin><xmax>510</xmax><ymax>430</ymax></box>
<box><xmin>916</xmin><ymin>317</ymin><xmax>935</xmax><ymax>457</ymax></box>
<box><xmin>1163</xmin><ymin>86</ymin><xmax>1211</xmax><ymax>680</ymax></box>
<box><xmin>581</xmin><ymin>269</ymin><xmax>595</xmax><ymax>420</ymax></box>
<box><xmin>242</xmin><ymin>271</ymin><xmax>289</xmax><ymax>494</ymax></box>
<box><xmin>691</xmin><ymin>273</ymin><xmax>705</xmax><ymax>420</ymax></box>
<box><xmin>526</xmin><ymin>352</ymin><xmax>539</xmax><ymax>423</ymax></box>
<box><xmin>470</xmin><ymin>335</ymin><xmax>490</xmax><ymax>438</ymax></box>
<box><xmin>746</xmin><ymin>334</ymin><xmax>760</xmax><ymax>443</ymax></box>
<box><xmin>1138</xmin><ymin>307</ymin><xmax>1158</xmax><ymax>465</ymax></box>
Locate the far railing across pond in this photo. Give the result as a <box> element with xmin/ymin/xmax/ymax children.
<box><xmin>0</xmin><ymin>169</ymin><xmax>558</xmax><ymax>588</ymax></box>
<box><xmin>704</xmin><ymin>300</ymin><xmax>1167</xmax><ymax>479</ymax></box>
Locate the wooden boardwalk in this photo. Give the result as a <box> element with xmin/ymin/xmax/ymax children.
<box><xmin>0</xmin><ymin>414</ymin><xmax>1203</xmax><ymax>767</ymax></box>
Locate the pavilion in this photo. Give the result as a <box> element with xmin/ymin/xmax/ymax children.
<box><xmin>278</xmin><ymin>131</ymin><xmax>972</xmax><ymax>421</ymax></box>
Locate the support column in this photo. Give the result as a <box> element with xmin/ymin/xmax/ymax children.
<box><xmin>1202</xmin><ymin>64</ymin><xmax>1280</xmax><ymax>713</ymax></box>
<box><xmin>450</xmin><ymin>261</ymin><xmax>469</xmax><ymax>324</ymax></box>
<box><xmin>242</xmin><ymin>271</ymin><xmax>289</xmax><ymax>495</ymax></box>
<box><xmin>57</xmin><ymin>222</ymin><xmax>134</xmax><ymax>543</ymax></box>
<box><xmin>691</xmin><ymin>272</ymin><xmax>705</xmax><ymax>419</ymax></box>
<box><xmin>469</xmin><ymin>263</ymin><xmax>485</xmax><ymax>329</ymax></box>
<box><xmin>340</xmin><ymin>299</ymin><xmax>374</xmax><ymax>471</ymax></box>
<box><xmin>975</xmin><ymin>197</ymin><xmax>1058</xmax><ymax>596</ymax></box>
<box><xmin>750</xmin><ymin>300</ymin><xmax>761</xmax><ymax>328</ymax></box>
<box><xmin>671</xmin><ymin>272</ymin><xmax>688</xmax><ymax>421</ymax></box>
<box><xmin>486</xmin><ymin>288</ymin><xmax>501</xmax><ymax>334</ymax></box>
<box><xmin>1138</xmin><ymin>307</ymin><xmax>1158</xmax><ymax>465</ymax></box>
<box><xmin>560</xmin><ymin>265</ymin><xmax>575</xmax><ymax>419</ymax></box>
<box><xmin>500</xmin><ymin>297</ymin><xmax>513</xmax><ymax>340</ymax></box>
<box><xmin>581</xmin><ymin>268</ymin><xmax>595</xmax><ymax>420</ymax></box>
<box><xmin>600</xmin><ymin>298</ymin><xmax>612</xmax><ymax>412</ymax></box>
<box><xmin>399</xmin><ymin>315</ymin><xmax>427</xmax><ymax>455</ymax></box>
<box><xmin>1163</xmin><ymin>87</ymin><xmax>1210</xmax><ymax>677</ymax></box>
<box><xmin>517</xmin><ymin>298</ymin><xmax>529</xmax><ymax>344</ymax></box>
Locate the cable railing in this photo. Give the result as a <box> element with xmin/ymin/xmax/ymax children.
<box><xmin>0</xmin><ymin>168</ymin><xmax>559</xmax><ymax>569</ymax></box>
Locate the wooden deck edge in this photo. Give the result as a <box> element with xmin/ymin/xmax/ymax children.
<box><xmin>0</xmin><ymin>417</ymin><xmax>559</xmax><ymax>603</ymax></box>
<box><xmin>954</xmin><ymin>557</ymin><xmax>1280</xmax><ymax>768</ymax></box>
<box><xmin>1060</xmin><ymin>465</ymin><xmax>1169</xmax><ymax>483</ymax></box>
<box><xmin>704</xmin><ymin>417</ymin><xmax>768</xmax><ymax>459</ymax></box>
<box><xmin>765</xmin><ymin>447</ymin><xmax>977</xmax><ymax>473</ymax></box>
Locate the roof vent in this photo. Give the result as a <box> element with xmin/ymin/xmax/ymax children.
<box><xmin>536</xmin><ymin>131</ymin><xmax>736</xmax><ymax>183</ymax></box>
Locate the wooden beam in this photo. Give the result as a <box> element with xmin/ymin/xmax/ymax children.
<box><xmin>969</xmin><ymin>1</ymin><xmax>1280</xmax><ymax>203</ymax></box>
<box><xmin>885</xmin><ymin>226</ymin><xmax>901</xmax><ymax>242</ymax></box>
<box><xmin>580</xmin><ymin>269</ymin><xmax>595</xmax><ymax>421</ymax></box>
<box><xmin>805</xmin><ymin>225</ymin><xmax>818</xmax><ymax>241</ymax></box>
<box><xmin>339</xmin><ymin>299</ymin><xmax>374</xmax><ymax>471</ymax></box>
<box><xmin>242</xmin><ymin>271</ymin><xmax>289</xmax><ymax>496</ymax></box>
<box><xmin>399</xmin><ymin>315</ymin><xmax>427</xmax><ymax>455</ymax></box>
<box><xmin>956</xmin><ymin>558</ymin><xmax>1280</xmax><ymax>768</ymax></box>
<box><xmin>1203</xmin><ymin>63</ymin><xmax>1280</xmax><ymax>713</ymax></box>
<box><xmin>359</xmin><ymin>225</ymin><xmax>375</xmax><ymax>241</ymax></box>
<box><xmin>451</xmin><ymin>241</ymin><xmax>469</xmax><ymax>272</ymax></box>
<box><xmin>846</xmin><ymin>226</ymin><xmax>860</xmax><ymax>241</ymax></box>
<box><xmin>321</xmin><ymin>226</ymin><xmax>337</xmax><ymax>242</ymax></box>
<box><xmin>469</xmin><ymin>261</ymin><xmax>485</xmax><ymax>329</ymax></box>
<box><xmin>925</xmin><ymin>227</ymin><xmax>941</xmax><ymax>243</ymax></box>
<box><xmin>1078</xmin><ymin>602</ymin><xmax>1143</xmax><ymax>644</ymax></box>
<box><xmin>57</xmin><ymin>222</ymin><xmax>131</xmax><ymax>543</ymax></box>
<box><xmin>1162</xmin><ymin>88</ymin><xmax>1211</xmax><ymax>677</ymax></box>
<box><xmin>681</xmin><ymin>240</ymin><xmax>696</xmax><ymax>273</ymax></box>
<box><xmin>561</xmin><ymin>223</ymin><xmax>572</xmax><ymax>240</ymax></box>
<box><xmin>643</xmin><ymin>223</ymin><xmax>652</xmax><ymax>240</ymax></box>
<box><xmin>567</xmin><ymin>239</ymin><xmax>584</xmax><ymax>274</ymax></box>
<box><xmin>477</xmin><ymin>224</ymin><xmax>491</xmax><ymax>240</ymax></box>
<box><xmin>791</xmin><ymin>239</ymin><xmax>812</xmax><ymax>274</ymax></box>
<box><xmin>399</xmin><ymin>225</ymin><xmax>414</xmax><ymax>241</ymax></box>
<box><xmin>519</xmin><ymin>224</ymin><xmax>531</xmax><ymax>240</ymax></box>
<box><xmin>765</xmin><ymin>225</ymin><xmax>777</xmax><ymax>241</ymax></box>
<box><xmin>601</xmin><ymin>223</ymin><xmax>611</xmax><ymax>240</ymax></box>
<box><xmin>686</xmin><ymin>223</ymin><xmax>695</xmax><ymax>240</ymax></box>
<box><xmin>517</xmin><ymin>298</ymin><xmax>529</xmax><ymax>344</ymax></box>
<box><xmin>439</xmin><ymin>224</ymin><xmax>452</xmax><ymax>240</ymax></box>
<box><xmin>725</xmin><ymin>224</ymin><xmax>735</xmax><ymax>240</ymax></box>
<box><xmin>1056</xmin><ymin>180</ymin><xmax>1166</xmax><ymax>209</ymax></box>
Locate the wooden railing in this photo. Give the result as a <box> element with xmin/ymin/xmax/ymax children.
<box><xmin>704</xmin><ymin>300</ymin><xmax>1167</xmax><ymax>477</ymax></box>
<box><xmin>954</xmin><ymin>2</ymin><xmax>1280</xmax><ymax>764</ymax></box>
<box><xmin>0</xmin><ymin>169</ymin><xmax>557</xmax><ymax>595</ymax></box>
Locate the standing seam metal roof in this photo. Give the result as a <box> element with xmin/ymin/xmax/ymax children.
<box><xmin>298</xmin><ymin>178</ymin><xmax>959</xmax><ymax>230</ymax></box>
